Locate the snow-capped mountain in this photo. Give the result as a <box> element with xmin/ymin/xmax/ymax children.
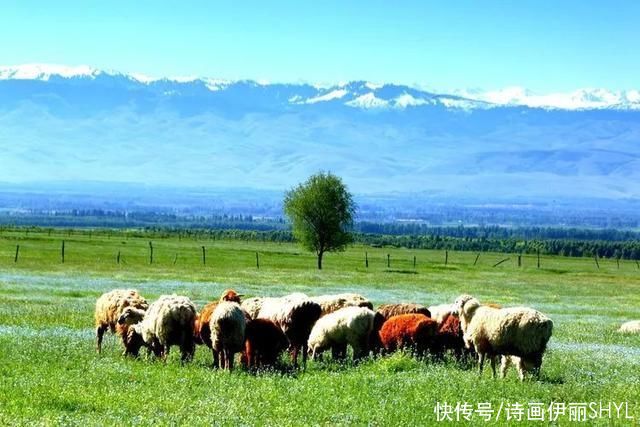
<box><xmin>1</xmin><ymin>64</ymin><xmax>638</xmax><ymax>111</ymax></box>
<box><xmin>1</xmin><ymin>64</ymin><xmax>639</xmax><ymax>201</ymax></box>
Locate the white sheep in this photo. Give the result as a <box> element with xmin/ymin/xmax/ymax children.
<box><xmin>121</xmin><ymin>294</ymin><xmax>197</xmax><ymax>362</ymax></box>
<box><xmin>311</xmin><ymin>293</ymin><xmax>373</xmax><ymax>316</ymax></box>
<box><xmin>428</xmin><ymin>303</ymin><xmax>456</xmax><ymax>324</ymax></box>
<box><xmin>455</xmin><ymin>294</ymin><xmax>553</xmax><ymax>380</ymax></box>
<box><xmin>618</xmin><ymin>320</ymin><xmax>640</xmax><ymax>334</ymax></box>
<box><xmin>256</xmin><ymin>292</ymin><xmax>322</xmax><ymax>367</ymax></box>
<box><xmin>209</xmin><ymin>301</ymin><xmax>246</xmax><ymax>370</ymax></box>
<box><xmin>94</xmin><ymin>289</ymin><xmax>148</xmax><ymax>353</ymax></box>
<box><xmin>308</xmin><ymin>306</ymin><xmax>375</xmax><ymax>360</ymax></box>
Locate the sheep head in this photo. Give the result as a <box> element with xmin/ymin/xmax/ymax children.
<box><xmin>220</xmin><ymin>289</ymin><xmax>242</xmax><ymax>303</ymax></box>
<box><xmin>117</xmin><ymin>306</ymin><xmax>146</xmax><ymax>325</ymax></box>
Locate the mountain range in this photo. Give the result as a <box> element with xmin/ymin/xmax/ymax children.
<box><xmin>0</xmin><ymin>64</ymin><xmax>639</xmax><ymax>204</ymax></box>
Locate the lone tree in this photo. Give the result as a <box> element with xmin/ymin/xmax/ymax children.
<box><xmin>284</xmin><ymin>172</ymin><xmax>355</xmax><ymax>270</ymax></box>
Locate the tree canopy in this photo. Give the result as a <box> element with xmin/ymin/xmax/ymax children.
<box><xmin>284</xmin><ymin>172</ymin><xmax>355</xmax><ymax>269</ymax></box>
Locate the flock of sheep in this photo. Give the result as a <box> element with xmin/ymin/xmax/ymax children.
<box><xmin>95</xmin><ymin>288</ymin><xmax>565</xmax><ymax>380</ymax></box>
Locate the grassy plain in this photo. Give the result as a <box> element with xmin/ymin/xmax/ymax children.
<box><xmin>0</xmin><ymin>229</ymin><xmax>639</xmax><ymax>425</ymax></box>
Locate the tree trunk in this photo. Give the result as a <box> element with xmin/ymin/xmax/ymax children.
<box><xmin>317</xmin><ymin>251</ymin><xmax>324</xmax><ymax>270</ymax></box>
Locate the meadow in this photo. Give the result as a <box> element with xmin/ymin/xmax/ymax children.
<box><xmin>0</xmin><ymin>229</ymin><xmax>639</xmax><ymax>426</ymax></box>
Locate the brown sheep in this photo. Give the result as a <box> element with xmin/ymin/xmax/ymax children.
<box><xmin>378</xmin><ymin>314</ymin><xmax>438</xmax><ymax>358</ymax></box>
<box><xmin>94</xmin><ymin>289</ymin><xmax>148</xmax><ymax>353</ymax></box>
<box><xmin>370</xmin><ymin>303</ymin><xmax>432</xmax><ymax>354</ymax></box>
<box><xmin>242</xmin><ymin>318</ymin><xmax>289</xmax><ymax>370</ymax></box>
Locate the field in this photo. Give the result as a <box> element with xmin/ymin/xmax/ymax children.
<box><xmin>0</xmin><ymin>229</ymin><xmax>639</xmax><ymax>426</ymax></box>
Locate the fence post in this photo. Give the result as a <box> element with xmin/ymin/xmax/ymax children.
<box><xmin>518</xmin><ymin>254</ymin><xmax>522</xmax><ymax>267</ymax></box>
<box><xmin>61</xmin><ymin>240</ymin><xmax>65</xmax><ymax>264</ymax></box>
<box><xmin>387</xmin><ymin>254</ymin><xmax>390</xmax><ymax>268</ymax></box>
<box><xmin>173</xmin><ymin>253</ymin><xmax>178</xmax><ymax>265</ymax></box>
<box><xmin>537</xmin><ymin>249</ymin><xmax>540</xmax><ymax>269</ymax></box>
<box><xmin>149</xmin><ymin>241</ymin><xmax>153</xmax><ymax>264</ymax></box>
<box><xmin>473</xmin><ymin>253</ymin><xmax>480</xmax><ymax>266</ymax></box>
<box><xmin>14</xmin><ymin>245</ymin><xmax>19</xmax><ymax>263</ymax></box>
<box><xmin>445</xmin><ymin>250</ymin><xmax>448</xmax><ymax>266</ymax></box>
<box><xmin>256</xmin><ymin>252</ymin><xmax>260</xmax><ymax>269</ymax></box>
<box><xmin>365</xmin><ymin>252</ymin><xmax>369</xmax><ymax>268</ymax></box>
<box><xmin>413</xmin><ymin>255</ymin><xmax>416</xmax><ymax>269</ymax></box>
<box><xmin>594</xmin><ymin>255</ymin><xmax>600</xmax><ymax>269</ymax></box>
<box><xmin>616</xmin><ymin>257</ymin><xmax>620</xmax><ymax>269</ymax></box>
<box><xmin>202</xmin><ymin>246</ymin><xmax>206</xmax><ymax>265</ymax></box>
<box><xmin>117</xmin><ymin>250</ymin><xmax>121</xmax><ymax>264</ymax></box>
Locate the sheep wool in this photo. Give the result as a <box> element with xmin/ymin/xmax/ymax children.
<box><xmin>308</xmin><ymin>306</ymin><xmax>375</xmax><ymax>360</ymax></box>
<box><xmin>311</xmin><ymin>293</ymin><xmax>373</xmax><ymax>316</ymax></box>
<box><xmin>194</xmin><ymin>301</ymin><xmax>219</xmax><ymax>347</ymax></box>
<box><xmin>126</xmin><ymin>294</ymin><xmax>197</xmax><ymax>362</ymax></box>
<box><xmin>378</xmin><ymin>314</ymin><xmax>438</xmax><ymax>357</ymax></box>
<box><xmin>210</xmin><ymin>301</ymin><xmax>246</xmax><ymax>370</ymax></box>
<box><xmin>243</xmin><ymin>318</ymin><xmax>289</xmax><ymax>369</ymax></box>
<box><xmin>377</xmin><ymin>303</ymin><xmax>431</xmax><ymax>321</ymax></box>
<box><xmin>455</xmin><ymin>294</ymin><xmax>553</xmax><ymax>380</ymax></box>
<box><xmin>241</xmin><ymin>297</ymin><xmax>265</xmax><ymax>320</ymax></box>
<box><xmin>94</xmin><ymin>289</ymin><xmax>148</xmax><ymax>353</ymax></box>
<box><xmin>428</xmin><ymin>304</ymin><xmax>456</xmax><ymax>324</ymax></box>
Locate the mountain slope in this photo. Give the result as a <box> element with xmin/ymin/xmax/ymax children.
<box><xmin>0</xmin><ymin>64</ymin><xmax>639</xmax><ymax>200</ymax></box>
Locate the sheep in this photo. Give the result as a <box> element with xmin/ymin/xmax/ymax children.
<box><xmin>120</xmin><ymin>294</ymin><xmax>197</xmax><ymax>362</ymax></box>
<box><xmin>618</xmin><ymin>320</ymin><xmax>640</xmax><ymax>334</ymax></box>
<box><xmin>194</xmin><ymin>289</ymin><xmax>244</xmax><ymax>347</ymax></box>
<box><xmin>308</xmin><ymin>306</ymin><xmax>375</xmax><ymax>361</ymax></box>
<box><xmin>370</xmin><ymin>303</ymin><xmax>432</xmax><ymax>354</ymax></box>
<box><xmin>311</xmin><ymin>293</ymin><xmax>373</xmax><ymax>316</ymax></box>
<box><xmin>455</xmin><ymin>294</ymin><xmax>553</xmax><ymax>380</ymax></box>
<box><xmin>378</xmin><ymin>314</ymin><xmax>438</xmax><ymax>357</ymax></box>
<box><xmin>242</xmin><ymin>318</ymin><xmax>289</xmax><ymax>370</ymax></box>
<box><xmin>256</xmin><ymin>293</ymin><xmax>322</xmax><ymax>368</ymax></box>
<box><xmin>94</xmin><ymin>289</ymin><xmax>148</xmax><ymax>353</ymax></box>
<box><xmin>209</xmin><ymin>301</ymin><xmax>247</xmax><ymax>370</ymax></box>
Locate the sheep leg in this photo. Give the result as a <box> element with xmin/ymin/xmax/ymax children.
<box><xmin>302</xmin><ymin>343</ymin><xmax>308</xmax><ymax>368</ymax></box>
<box><xmin>211</xmin><ymin>348</ymin><xmax>219</xmax><ymax>368</ymax></box>
<box><xmin>478</xmin><ymin>353</ymin><xmax>485</xmax><ymax>375</ymax></box>
<box><xmin>220</xmin><ymin>350</ymin><xmax>226</xmax><ymax>370</ymax></box>
<box><xmin>291</xmin><ymin>346</ymin><xmax>299</xmax><ymax>368</ymax></box>
<box><xmin>95</xmin><ymin>325</ymin><xmax>107</xmax><ymax>353</ymax></box>
<box><xmin>500</xmin><ymin>356</ymin><xmax>510</xmax><ymax>378</ymax></box>
<box><xmin>227</xmin><ymin>350</ymin><xmax>234</xmax><ymax>371</ymax></box>
<box><xmin>517</xmin><ymin>358</ymin><xmax>526</xmax><ymax>381</ymax></box>
<box><xmin>490</xmin><ymin>356</ymin><xmax>497</xmax><ymax>379</ymax></box>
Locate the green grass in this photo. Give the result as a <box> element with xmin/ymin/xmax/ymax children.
<box><xmin>0</xmin><ymin>229</ymin><xmax>639</xmax><ymax>426</ymax></box>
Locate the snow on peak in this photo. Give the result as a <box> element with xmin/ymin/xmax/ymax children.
<box><xmin>0</xmin><ymin>64</ymin><xmax>102</xmax><ymax>80</ymax></box>
<box><xmin>345</xmin><ymin>92</ymin><xmax>389</xmax><ymax>109</ymax></box>
<box><xmin>393</xmin><ymin>93</ymin><xmax>431</xmax><ymax>108</ymax></box>
<box><xmin>301</xmin><ymin>89</ymin><xmax>348</xmax><ymax>104</ymax></box>
<box><xmin>456</xmin><ymin>87</ymin><xmax>640</xmax><ymax>110</ymax></box>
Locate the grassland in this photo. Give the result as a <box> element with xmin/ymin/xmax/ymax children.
<box><xmin>0</xmin><ymin>229</ymin><xmax>639</xmax><ymax>426</ymax></box>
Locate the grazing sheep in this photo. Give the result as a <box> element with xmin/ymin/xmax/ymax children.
<box><xmin>311</xmin><ymin>293</ymin><xmax>373</xmax><ymax>316</ymax></box>
<box><xmin>242</xmin><ymin>318</ymin><xmax>289</xmax><ymax>369</ymax></box>
<box><xmin>121</xmin><ymin>294</ymin><xmax>197</xmax><ymax>362</ymax></box>
<box><xmin>619</xmin><ymin>320</ymin><xmax>640</xmax><ymax>334</ymax></box>
<box><xmin>500</xmin><ymin>355</ymin><xmax>542</xmax><ymax>381</ymax></box>
<box><xmin>257</xmin><ymin>293</ymin><xmax>322</xmax><ymax>368</ymax></box>
<box><xmin>210</xmin><ymin>301</ymin><xmax>247</xmax><ymax>370</ymax></box>
<box><xmin>455</xmin><ymin>294</ymin><xmax>553</xmax><ymax>379</ymax></box>
<box><xmin>194</xmin><ymin>289</ymin><xmax>244</xmax><ymax>347</ymax></box>
<box><xmin>378</xmin><ymin>314</ymin><xmax>438</xmax><ymax>357</ymax></box>
<box><xmin>308</xmin><ymin>306</ymin><xmax>375</xmax><ymax>361</ymax></box>
<box><xmin>94</xmin><ymin>289</ymin><xmax>148</xmax><ymax>353</ymax></box>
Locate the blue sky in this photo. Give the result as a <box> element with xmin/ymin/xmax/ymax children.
<box><xmin>1</xmin><ymin>1</ymin><xmax>639</xmax><ymax>91</ymax></box>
